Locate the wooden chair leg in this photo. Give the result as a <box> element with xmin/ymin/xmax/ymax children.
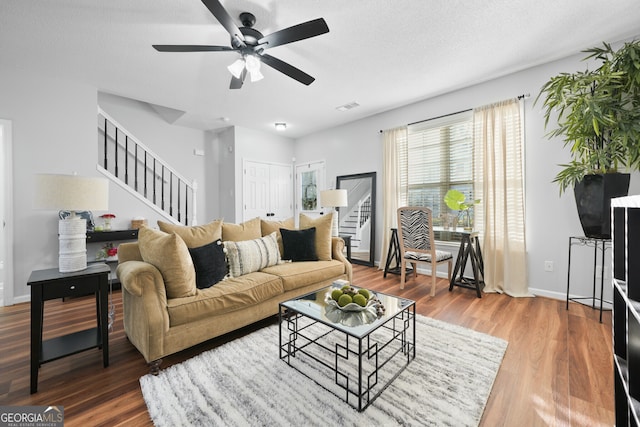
<box><xmin>412</xmin><ymin>262</ymin><xmax>418</xmax><ymax>278</ymax></box>
<box><xmin>400</xmin><ymin>258</ymin><xmax>406</xmax><ymax>289</ymax></box>
<box><xmin>431</xmin><ymin>262</ymin><xmax>437</xmax><ymax>296</ymax></box>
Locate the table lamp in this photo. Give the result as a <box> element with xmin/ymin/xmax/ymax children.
<box><xmin>320</xmin><ymin>189</ymin><xmax>348</xmax><ymax>237</ymax></box>
<box><xmin>35</xmin><ymin>174</ymin><xmax>109</xmax><ymax>272</ymax></box>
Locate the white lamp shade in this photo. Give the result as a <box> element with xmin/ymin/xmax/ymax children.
<box><xmin>320</xmin><ymin>189</ymin><xmax>348</xmax><ymax>208</ymax></box>
<box><xmin>227</xmin><ymin>58</ymin><xmax>245</xmax><ymax>79</ymax></box>
<box><xmin>35</xmin><ymin>174</ymin><xmax>109</xmax><ymax>211</ymax></box>
<box><xmin>34</xmin><ymin>174</ymin><xmax>109</xmax><ymax>273</ymax></box>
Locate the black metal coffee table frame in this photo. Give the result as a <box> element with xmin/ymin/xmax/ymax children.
<box><xmin>279</xmin><ymin>290</ymin><xmax>415</xmax><ymax>412</ymax></box>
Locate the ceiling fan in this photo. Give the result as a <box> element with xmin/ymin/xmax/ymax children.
<box><xmin>153</xmin><ymin>0</ymin><xmax>329</xmax><ymax>89</ymax></box>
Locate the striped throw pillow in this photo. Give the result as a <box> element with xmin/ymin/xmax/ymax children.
<box><xmin>224</xmin><ymin>232</ymin><xmax>281</xmax><ymax>277</ymax></box>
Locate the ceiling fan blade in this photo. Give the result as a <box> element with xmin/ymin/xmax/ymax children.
<box><xmin>259</xmin><ymin>53</ymin><xmax>315</xmax><ymax>86</ymax></box>
<box><xmin>258</xmin><ymin>18</ymin><xmax>329</xmax><ymax>49</ymax></box>
<box><xmin>200</xmin><ymin>0</ymin><xmax>246</xmax><ymax>48</ymax></box>
<box><xmin>153</xmin><ymin>45</ymin><xmax>237</xmax><ymax>52</ymax></box>
<box><xmin>230</xmin><ymin>69</ymin><xmax>247</xmax><ymax>89</ymax></box>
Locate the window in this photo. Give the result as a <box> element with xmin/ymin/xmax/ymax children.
<box><xmin>398</xmin><ymin>110</ymin><xmax>475</xmax><ymax>241</ymax></box>
<box><xmin>295</xmin><ymin>161</ymin><xmax>325</xmax><ymax>213</ymax></box>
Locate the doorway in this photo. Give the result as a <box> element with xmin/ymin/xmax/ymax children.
<box><xmin>0</xmin><ymin>119</ymin><xmax>13</xmax><ymax>306</ymax></box>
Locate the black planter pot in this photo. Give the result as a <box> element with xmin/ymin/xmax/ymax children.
<box><xmin>573</xmin><ymin>173</ymin><xmax>630</xmax><ymax>239</ymax></box>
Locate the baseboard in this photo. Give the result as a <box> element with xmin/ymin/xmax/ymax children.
<box><xmin>12</xmin><ymin>294</ymin><xmax>30</xmax><ymax>305</ymax></box>
<box><xmin>528</xmin><ymin>287</ymin><xmax>565</xmax><ymax>300</ymax></box>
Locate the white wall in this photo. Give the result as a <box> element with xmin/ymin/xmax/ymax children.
<box><xmin>213</xmin><ymin>127</ymin><xmax>236</xmax><ymax>222</ymax></box>
<box><xmin>0</xmin><ymin>69</ymin><xmax>98</xmax><ymax>302</ymax></box>
<box><xmin>294</xmin><ymin>49</ymin><xmax>640</xmax><ymax>300</ymax></box>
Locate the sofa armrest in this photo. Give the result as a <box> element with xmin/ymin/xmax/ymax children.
<box><xmin>118</xmin><ymin>242</ymin><xmax>143</xmax><ymax>263</ymax></box>
<box><xmin>116</xmin><ymin>260</ymin><xmax>164</xmax><ymax>297</ymax></box>
<box><xmin>331</xmin><ymin>237</ymin><xmax>353</xmax><ymax>283</ymax></box>
<box><xmin>116</xmin><ymin>260</ymin><xmax>170</xmax><ymax>362</ymax></box>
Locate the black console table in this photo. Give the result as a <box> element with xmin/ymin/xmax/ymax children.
<box><xmin>28</xmin><ymin>263</ymin><xmax>110</xmax><ymax>393</ymax></box>
<box><xmin>565</xmin><ymin>236</ymin><xmax>611</xmax><ymax>323</ymax></box>
<box><xmin>86</xmin><ymin>229</ymin><xmax>139</xmax><ymax>243</ymax></box>
<box><xmin>449</xmin><ymin>231</ymin><xmax>484</xmax><ymax>298</ymax></box>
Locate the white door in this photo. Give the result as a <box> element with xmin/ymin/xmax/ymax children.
<box><xmin>0</xmin><ymin>119</ymin><xmax>13</xmax><ymax>306</ymax></box>
<box><xmin>243</xmin><ymin>160</ymin><xmax>293</xmax><ymax>221</ymax></box>
<box><xmin>244</xmin><ymin>161</ymin><xmax>270</xmax><ymax>220</ymax></box>
<box><xmin>269</xmin><ymin>164</ymin><xmax>293</xmax><ymax>220</ymax></box>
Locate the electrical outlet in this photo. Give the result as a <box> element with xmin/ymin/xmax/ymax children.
<box><xmin>544</xmin><ymin>261</ymin><xmax>554</xmax><ymax>272</ymax></box>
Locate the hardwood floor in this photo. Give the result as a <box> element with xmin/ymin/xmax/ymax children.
<box><xmin>0</xmin><ymin>265</ymin><xmax>613</xmax><ymax>426</ymax></box>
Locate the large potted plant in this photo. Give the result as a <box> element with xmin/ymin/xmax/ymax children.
<box><xmin>537</xmin><ymin>40</ymin><xmax>640</xmax><ymax>239</ymax></box>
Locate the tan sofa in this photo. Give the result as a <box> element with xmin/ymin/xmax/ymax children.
<box><xmin>116</xmin><ymin>216</ymin><xmax>351</xmax><ymax>373</ymax></box>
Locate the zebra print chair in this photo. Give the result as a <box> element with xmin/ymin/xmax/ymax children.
<box><xmin>397</xmin><ymin>207</ymin><xmax>453</xmax><ymax>296</ymax></box>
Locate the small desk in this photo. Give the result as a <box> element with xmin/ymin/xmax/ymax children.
<box><xmin>383</xmin><ymin>228</ymin><xmax>412</xmax><ymax>277</ymax></box>
<box><xmin>28</xmin><ymin>263</ymin><xmax>110</xmax><ymax>393</ymax></box>
<box><xmin>449</xmin><ymin>231</ymin><xmax>484</xmax><ymax>298</ymax></box>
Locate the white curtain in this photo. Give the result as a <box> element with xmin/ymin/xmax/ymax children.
<box><xmin>379</xmin><ymin>127</ymin><xmax>407</xmax><ymax>270</ymax></box>
<box><xmin>474</xmin><ymin>99</ymin><xmax>531</xmax><ymax>296</ymax></box>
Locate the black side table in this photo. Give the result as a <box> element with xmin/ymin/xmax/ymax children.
<box><xmin>339</xmin><ymin>234</ymin><xmax>352</xmax><ymax>262</ymax></box>
<box><xmin>449</xmin><ymin>231</ymin><xmax>485</xmax><ymax>298</ymax></box>
<box><xmin>28</xmin><ymin>263</ymin><xmax>110</xmax><ymax>393</ymax></box>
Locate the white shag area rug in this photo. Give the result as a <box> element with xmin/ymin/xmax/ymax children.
<box><xmin>140</xmin><ymin>314</ymin><xmax>507</xmax><ymax>427</ymax></box>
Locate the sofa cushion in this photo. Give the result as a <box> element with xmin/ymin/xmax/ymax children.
<box><xmin>167</xmin><ymin>272</ymin><xmax>284</xmax><ymax>327</ymax></box>
<box><xmin>261</xmin><ymin>217</ymin><xmax>295</xmax><ymax>256</ymax></box>
<box><xmin>222</xmin><ymin>217</ymin><xmax>261</xmax><ymax>242</ymax></box>
<box><xmin>188</xmin><ymin>239</ymin><xmax>228</xmax><ymax>289</ymax></box>
<box><xmin>261</xmin><ymin>260</ymin><xmax>346</xmax><ymax>292</ymax></box>
<box><xmin>138</xmin><ymin>226</ymin><xmax>196</xmax><ymax>299</ymax></box>
<box><xmin>158</xmin><ymin>219</ymin><xmax>223</xmax><ymax>248</ymax></box>
<box><xmin>280</xmin><ymin>227</ymin><xmax>318</xmax><ymax>261</ymax></box>
<box><xmin>299</xmin><ymin>213</ymin><xmax>333</xmax><ymax>261</ymax></box>
<box><xmin>224</xmin><ymin>232</ymin><xmax>281</xmax><ymax>278</ymax></box>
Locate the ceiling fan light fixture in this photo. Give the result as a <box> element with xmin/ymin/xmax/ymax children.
<box><xmin>227</xmin><ymin>58</ymin><xmax>245</xmax><ymax>79</ymax></box>
<box><xmin>245</xmin><ymin>55</ymin><xmax>261</xmax><ymax>72</ymax></box>
<box><xmin>249</xmin><ymin>69</ymin><xmax>264</xmax><ymax>82</ymax></box>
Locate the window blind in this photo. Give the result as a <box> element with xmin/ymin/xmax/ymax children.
<box><xmin>398</xmin><ymin>110</ymin><xmax>474</xmax><ymax>237</ymax></box>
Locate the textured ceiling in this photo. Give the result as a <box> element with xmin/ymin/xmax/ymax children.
<box><xmin>2</xmin><ymin>0</ymin><xmax>640</xmax><ymax>138</ymax></box>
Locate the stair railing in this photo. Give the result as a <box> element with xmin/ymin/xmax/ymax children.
<box><xmin>97</xmin><ymin>107</ymin><xmax>197</xmax><ymax>225</ymax></box>
<box><xmin>355</xmin><ymin>194</ymin><xmax>371</xmax><ymax>241</ymax></box>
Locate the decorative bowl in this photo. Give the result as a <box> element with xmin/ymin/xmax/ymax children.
<box><xmin>325</xmin><ymin>295</ymin><xmax>379</xmax><ymax>312</ymax></box>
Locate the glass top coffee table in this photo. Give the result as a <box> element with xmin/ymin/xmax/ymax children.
<box><xmin>279</xmin><ymin>283</ymin><xmax>415</xmax><ymax>412</ymax></box>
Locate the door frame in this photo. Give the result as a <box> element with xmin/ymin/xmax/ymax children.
<box><xmin>0</xmin><ymin>119</ymin><xmax>14</xmax><ymax>306</ymax></box>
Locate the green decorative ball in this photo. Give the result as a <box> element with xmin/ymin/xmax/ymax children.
<box><xmin>357</xmin><ymin>289</ymin><xmax>370</xmax><ymax>300</ymax></box>
<box><xmin>353</xmin><ymin>294</ymin><xmax>367</xmax><ymax>307</ymax></box>
<box><xmin>338</xmin><ymin>294</ymin><xmax>353</xmax><ymax>307</ymax></box>
<box><xmin>331</xmin><ymin>289</ymin><xmax>344</xmax><ymax>301</ymax></box>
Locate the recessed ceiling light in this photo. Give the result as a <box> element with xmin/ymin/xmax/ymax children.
<box><xmin>274</xmin><ymin>122</ymin><xmax>287</xmax><ymax>131</ymax></box>
<box><xmin>336</xmin><ymin>102</ymin><xmax>360</xmax><ymax>112</ymax></box>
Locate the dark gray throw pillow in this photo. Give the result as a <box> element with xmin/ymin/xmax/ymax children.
<box><xmin>188</xmin><ymin>239</ymin><xmax>227</xmax><ymax>289</ymax></box>
<box><xmin>280</xmin><ymin>227</ymin><xmax>319</xmax><ymax>261</ymax></box>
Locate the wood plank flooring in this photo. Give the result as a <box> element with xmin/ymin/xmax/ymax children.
<box><xmin>0</xmin><ymin>265</ymin><xmax>613</xmax><ymax>426</ymax></box>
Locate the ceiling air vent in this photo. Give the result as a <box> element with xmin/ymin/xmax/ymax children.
<box><xmin>336</xmin><ymin>102</ymin><xmax>360</xmax><ymax>112</ymax></box>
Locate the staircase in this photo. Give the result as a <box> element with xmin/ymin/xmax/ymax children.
<box><xmin>97</xmin><ymin>107</ymin><xmax>197</xmax><ymax>225</ymax></box>
<box><xmin>339</xmin><ymin>194</ymin><xmax>371</xmax><ymax>250</ymax></box>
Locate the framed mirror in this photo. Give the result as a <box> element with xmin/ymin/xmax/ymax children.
<box><xmin>336</xmin><ymin>172</ymin><xmax>376</xmax><ymax>266</ymax></box>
